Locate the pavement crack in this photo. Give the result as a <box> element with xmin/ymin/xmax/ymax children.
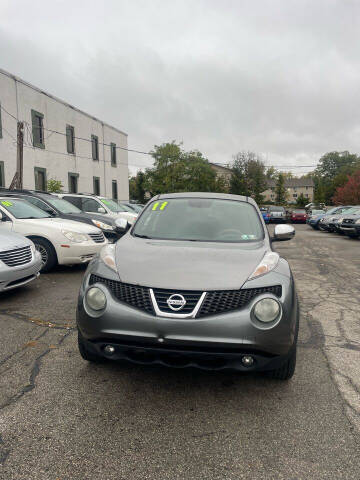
<box><xmin>0</xmin><ymin>329</ymin><xmax>48</xmax><ymax>368</ymax></box>
<box><xmin>0</xmin><ymin>308</ymin><xmax>75</xmax><ymax>330</ymax></box>
<box><xmin>0</xmin><ymin>330</ymin><xmax>73</xmax><ymax>412</ymax></box>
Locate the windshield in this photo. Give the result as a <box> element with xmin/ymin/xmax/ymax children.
<box><xmin>133</xmin><ymin>198</ymin><xmax>264</xmax><ymax>242</ymax></box>
<box><xmin>311</xmin><ymin>210</ymin><xmax>325</xmax><ymax>215</ymax></box>
<box><xmin>346</xmin><ymin>207</ymin><xmax>360</xmax><ymax>214</ymax></box>
<box><xmin>269</xmin><ymin>206</ymin><xmax>285</xmax><ymax>212</ymax></box>
<box><xmin>0</xmin><ymin>198</ymin><xmax>51</xmax><ymax>219</ymax></box>
<box><xmin>43</xmin><ymin>196</ymin><xmax>82</xmax><ymax>214</ymax></box>
<box><xmin>100</xmin><ymin>198</ymin><xmax>128</xmax><ymax>212</ymax></box>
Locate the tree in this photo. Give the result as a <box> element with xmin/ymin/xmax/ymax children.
<box><xmin>47</xmin><ymin>178</ymin><xmax>63</xmax><ymax>193</ymax></box>
<box><xmin>129</xmin><ymin>171</ymin><xmax>147</xmax><ymax>203</ymax></box>
<box><xmin>266</xmin><ymin>166</ymin><xmax>277</xmax><ymax>179</ymax></box>
<box><xmin>296</xmin><ymin>193</ymin><xmax>307</xmax><ymax>207</ymax></box>
<box><xmin>275</xmin><ymin>173</ymin><xmax>287</xmax><ymax>204</ymax></box>
<box><xmin>144</xmin><ymin>142</ymin><xmax>226</xmax><ymax>195</ymax></box>
<box><xmin>312</xmin><ymin>151</ymin><xmax>360</xmax><ymax>204</ymax></box>
<box><xmin>230</xmin><ymin>151</ymin><xmax>267</xmax><ymax>204</ymax></box>
<box><xmin>332</xmin><ymin>170</ymin><xmax>360</xmax><ymax>205</ymax></box>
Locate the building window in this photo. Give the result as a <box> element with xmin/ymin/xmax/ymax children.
<box><xmin>112</xmin><ymin>180</ymin><xmax>118</xmax><ymax>200</ymax></box>
<box><xmin>0</xmin><ymin>103</ymin><xmax>2</xmax><ymax>139</ymax></box>
<box><xmin>34</xmin><ymin>167</ymin><xmax>47</xmax><ymax>191</ymax></box>
<box><xmin>66</xmin><ymin>125</ymin><xmax>75</xmax><ymax>154</ymax></box>
<box><xmin>68</xmin><ymin>172</ymin><xmax>79</xmax><ymax>193</ymax></box>
<box><xmin>305</xmin><ymin>193</ymin><xmax>309</xmax><ymax>197</ymax></box>
<box><xmin>110</xmin><ymin>143</ymin><xmax>117</xmax><ymax>166</ymax></box>
<box><xmin>31</xmin><ymin>110</ymin><xmax>45</xmax><ymax>149</ymax></box>
<box><xmin>0</xmin><ymin>162</ymin><xmax>4</xmax><ymax>187</ymax></box>
<box><xmin>93</xmin><ymin>176</ymin><xmax>100</xmax><ymax>195</ymax></box>
<box><xmin>91</xmin><ymin>135</ymin><xmax>99</xmax><ymax>160</ymax></box>
<box><xmin>293</xmin><ymin>194</ymin><xmax>297</xmax><ymax>198</ymax></box>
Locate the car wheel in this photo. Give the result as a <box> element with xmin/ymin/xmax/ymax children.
<box><xmin>265</xmin><ymin>346</ymin><xmax>297</xmax><ymax>380</ymax></box>
<box><xmin>32</xmin><ymin>237</ymin><xmax>57</xmax><ymax>272</ymax></box>
<box><xmin>78</xmin><ymin>331</ymin><xmax>103</xmax><ymax>363</ymax></box>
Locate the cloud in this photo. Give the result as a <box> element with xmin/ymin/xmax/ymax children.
<box><xmin>1</xmin><ymin>0</ymin><xmax>360</xmax><ymax>175</ymax></box>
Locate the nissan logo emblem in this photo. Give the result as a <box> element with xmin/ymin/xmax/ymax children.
<box><xmin>167</xmin><ymin>294</ymin><xmax>187</xmax><ymax>311</ymax></box>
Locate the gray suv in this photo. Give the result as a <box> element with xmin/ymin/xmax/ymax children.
<box><xmin>77</xmin><ymin>193</ymin><xmax>299</xmax><ymax>380</ymax></box>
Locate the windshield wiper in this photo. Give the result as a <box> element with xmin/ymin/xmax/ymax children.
<box><xmin>133</xmin><ymin>234</ymin><xmax>152</xmax><ymax>239</ymax></box>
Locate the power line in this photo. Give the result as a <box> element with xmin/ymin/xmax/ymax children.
<box><xmin>0</xmin><ymin>104</ymin><xmax>18</xmax><ymax>121</ymax></box>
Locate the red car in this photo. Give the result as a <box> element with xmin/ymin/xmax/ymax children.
<box><xmin>290</xmin><ymin>209</ymin><xmax>307</xmax><ymax>223</ymax></box>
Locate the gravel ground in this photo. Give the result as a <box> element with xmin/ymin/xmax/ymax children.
<box><xmin>0</xmin><ymin>224</ymin><xmax>359</xmax><ymax>480</ymax></box>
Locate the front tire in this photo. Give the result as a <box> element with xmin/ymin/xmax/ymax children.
<box><xmin>78</xmin><ymin>331</ymin><xmax>103</xmax><ymax>363</ymax></box>
<box><xmin>31</xmin><ymin>237</ymin><xmax>57</xmax><ymax>272</ymax></box>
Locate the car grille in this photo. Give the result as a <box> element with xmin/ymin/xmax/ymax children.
<box><xmin>197</xmin><ymin>285</ymin><xmax>282</xmax><ymax>317</ymax></box>
<box><xmin>0</xmin><ymin>245</ymin><xmax>32</xmax><ymax>267</ymax></box>
<box><xmin>89</xmin><ymin>274</ymin><xmax>154</xmax><ymax>314</ymax></box>
<box><xmin>152</xmin><ymin>289</ymin><xmax>203</xmax><ymax>314</ymax></box>
<box><xmin>89</xmin><ymin>232</ymin><xmax>106</xmax><ymax>243</ymax></box>
<box><xmin>89</xmin><ymin>275</ymin><xmax>282</xmax><ymax>318</ymax></box>
<box><xmin>342</xmin><ymin>218</ymin><xmax>355</xmax><ymax>224</ymax></box>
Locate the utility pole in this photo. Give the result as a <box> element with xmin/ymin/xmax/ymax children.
<box><xmin>9</xmin><ymin>121</ymin><xmax>24</xmax><ymax>190</ymax></box>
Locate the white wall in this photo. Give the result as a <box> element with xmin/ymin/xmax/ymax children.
<box><xmin>0</xmin><ymin>69</ymin><xmax>129</xmax><ymax>200</ymax></box>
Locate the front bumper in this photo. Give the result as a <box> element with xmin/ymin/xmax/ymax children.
<box><xmin>57</xmin><ymin>240</ymin><xmax>107</xmax><ymax>265</ymax></box>
<box><xmin>0</xmin><ymin>252</ymin><xmax>42</xmax><ymax>292</ymax></box>
<box><xmin>77</xmin><ymin>263</ymin><xmax>298</xmax><ymax>371</ymax></box>
<box><xmin>340</xmin><ymin>225</ymin><xmax>360</xmax><ymax>236</ymax></box>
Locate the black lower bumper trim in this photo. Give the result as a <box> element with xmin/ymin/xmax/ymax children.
<box><xmin>83</xmin><ymin>338</ymin><xmax>293</xmax><ymax>372</ymax></box>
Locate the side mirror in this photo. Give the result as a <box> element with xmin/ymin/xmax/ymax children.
<box><xmin>97</xmin><ymin>207</ymin><xmax>106</xmax><ymax>214</ymax></box>
<box><xmin>115</xmin><ymin>218</ymin><xmax>130</xmax><ymax>233</ymax></box>
<box><xmin>272</xmin><ymin>224</ymin><xmax>295</xmax><ymax>242</ymax></box>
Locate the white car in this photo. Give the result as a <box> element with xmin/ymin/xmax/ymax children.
<box><xmin>57</xmin><ymin>194</ymin><xmax>138</xmax><ymax>224</ymax></box>
<box><xmin>0</xmin><ymin>197</ymin><xmax>107</xmax><ymax>272</ymax></box>
<box><xmin>0</xmin><ymin>230</ymin><xmax>42</xmax><ymax>291</ymax></box>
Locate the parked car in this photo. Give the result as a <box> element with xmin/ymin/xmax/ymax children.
<box><xmin>0</xmin><ymin>230</ymin><xmax>42</xmax><ymax>292</ymax></box>
<box><xmin>290</xmin><ymin>209</ymin><xmax>307</xmax><ymax>223</ymax></box>
<box><xmin>0</xmin><ymin>190</ymin><xmax>125</xmax><ymax>243</ymax></box>
<box><xmin>266</xmin><ymin>206</ymin><xmax>286</xmax><ymax>223</ymax></box>
<box><xmin>339</xmin><ymin>213</ymin><xmax>360</xmax><ymax>238</ymax></box>
<box><xmin>325</xmin><ymin>207</ymin><xmax>360</xmax><ymax>233</ymax></box>
<box><xmin>121</xmin><ymin>202</ymin><xmax>144</xmax><ymax>214</ymax></box>
<box><xmin>77</xmin><ymin>192</ymin><xmax>299</xmax><ymax>380</ymax></box>
<box><xmin>259</xmin><ymin>207</ymin><xmax>270</xmax><ymax>224</ymax></box>
<box><xmin>0</xmin><ymin>197</ymin><xmax>107</xmax><ymax>272</ymax></box>
<box><xmin>318</xmin><ymin>206</ymin><xmax>355</xmax><ymax>231</ymax></box>
<box><xmin>306</xmin><ymin>209</ymin><xmax>326</xmax><ymax>228</ymax></box>
<box><xmin>57</xmin><ymin>194</ymin><xmax>138</xmax><ymax>224</ymax></box>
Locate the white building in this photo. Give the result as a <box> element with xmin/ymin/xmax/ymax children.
<box><xmin>0</xmin><ymin>68</ymin><xmax>129</xmax><ymax>200</ymax></box>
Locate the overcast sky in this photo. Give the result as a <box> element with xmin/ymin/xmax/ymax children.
<box><xmin>1</xmin><ymin>0</ymin><xmax>360</xmax><ymax>175</ymax></box>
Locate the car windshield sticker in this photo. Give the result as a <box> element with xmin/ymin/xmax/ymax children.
<box><xmin>101</xmin><ymin>200</ymin><xmax>110</xmax><ymax>205</ymax></box>
<box><xmin>152</xmin><ymin>201</ymin><xmax>168</xmax><ymax>211</ymax></box>
<box><xmin>1</xmin><ymin>201</ymin><xmax>12</xmax><ymax>207</ymax></box>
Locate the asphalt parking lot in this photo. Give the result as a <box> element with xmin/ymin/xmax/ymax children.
<box><xmin>0</xmin><ymin>224</ymin><xmax>359</xmax><ymax>480</ymax></box>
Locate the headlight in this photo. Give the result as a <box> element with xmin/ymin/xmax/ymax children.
<box><xmin>86</xmin><ymin>287</ymin><xmax>106</xmax><ymax>311</ymax></box>
<box><xmin>253</xmin><ymin>298</ymin><xmax>280</xmax><ymax>323</ymax></box>
<box><xmin>356</xmin><ymin>219</ymin><xmax>360</xmax><ymax>224</ymax></box>
<box><xmin>92</xmin><ymin>220</ymin><xmax>114</xmax><ymax>231</ymax></box>
<box><xmin>99</xmin><ymin>244</ymin><xmax>117</xmax><ymax>271</ymax></box>
<box><xmin>62</xmin><ymin>230</ymin><xmax>89</xmax><ymax>243</ymax></box>
<box><xmin>248</xmin><ymin>252</ymin><xmax>279</xmax><ymax>280</ymax></box>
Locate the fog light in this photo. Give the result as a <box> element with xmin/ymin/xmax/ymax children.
<box><xmin>253</xmin><ymin>298</ymin><xmax>280</xmax><ymax>323</ymax></box>
<box><xmin>104</xmin><ymin>345</ymin><xmax>115</xmax><ymax>355</ymax></box>
<box><xmin>242</xmin><ymin>355</ymin><xmax>254</xmax><ymax>367</ymax></box>
<box><xmin>86</xmin><ymin>287</ymin><xmax>106</xmax><ymax>311</ymax></box>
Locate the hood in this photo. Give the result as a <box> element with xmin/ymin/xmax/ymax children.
<box><xmin>67</xmin><ymin>212</ymin><xmax>116</xmax><ymax>226</ymax></box>
<box><xmin>115</xmin><ymin>236</ymin><xmax>268</xmax><ymax>290</ymax></box>
<box><xmin>20</xmin><ymin>217</ymin><xmax>101</xmax><ymax>233</ymax></box>
<box><xmin>0</xmin><ymin>230</ymin><xmax>32</xmax><ymax>252</ymax></box>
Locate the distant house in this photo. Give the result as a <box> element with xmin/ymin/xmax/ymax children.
<box><xmin>209</xmin><ymin>163</ymin><xmax>232</xmax><ymax>188</ymax></box>
<box><xmin>262</xmin><ymin>178</ymin><xmax>314</xmax><ymax>204</ymax></box>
